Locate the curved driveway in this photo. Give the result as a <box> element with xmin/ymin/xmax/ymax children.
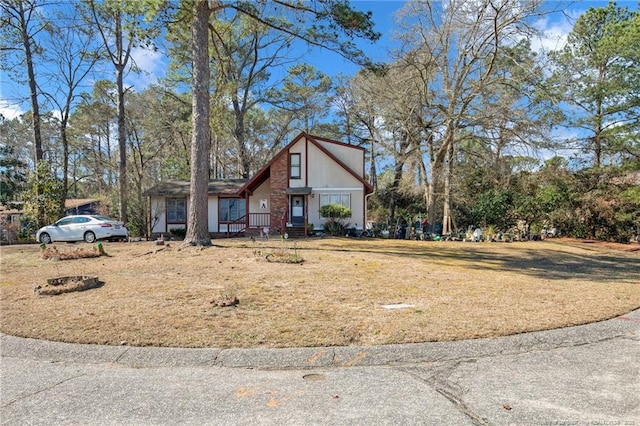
<box><xmin>2</xmin><ymin>309</ymin><xmax>639</xmax><ymax>425</ymax></box>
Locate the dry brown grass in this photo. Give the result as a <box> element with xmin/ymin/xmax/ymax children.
<box><xmin>1</xmin><ymin>237</ymin><xmax>638</xmax><ymax>349</ymax></box>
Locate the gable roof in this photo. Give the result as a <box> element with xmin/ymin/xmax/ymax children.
<box><xmin>146</xmin><ymin>179</ymin><xmax>248</xmax><ymax>197</ymax></box>
<box><xmin>238</xmin><ymin>132</ymin><xmax>373</xmax><ymax>195</ymax></box>
<box><xmin>0</xmin><ymin>202</ymin><xmax>24</xmax><ymax>217</ymax></box>
<box><xmin>65</xmin><ymin>199</ymin><xmax>99</xmax><ymax>209</ymax></box>
<box><xmin>1</xmin><ymin>200</ymin><xmax>99</xmax><ymax>215</ymax></box>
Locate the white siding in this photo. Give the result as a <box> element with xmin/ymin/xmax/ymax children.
<box><xmin>308</xmin><ymin>188</ymin><xmax>364</xmax><ymax>230</ymax></box>
<box><xmin>248</xmin><ymin>180</ymin><xmax>271</xmax><ymax>214</ymax></box>
<box><xmin>208</xmin><ymin>196</ymin><xmax>219</xmax><ymax>233</ymax></box>
<box><xmin>150</xmin><ymin>195</ymin><xmax>221</xmax><ymax>234</ymax></box>
<box><xmin>307</xmin><ymin>143</ymin><xmax>362</xmax><ymax>188</ymax></box>
<box><xmin>150</xmin><ymin>197</ymin><xmax>166</xmax><ymax>233</ymax></box>
<box><xmin>315</xmin><ymin>139</ymin><xmax>364</xmax><ymax>178</ymax></box>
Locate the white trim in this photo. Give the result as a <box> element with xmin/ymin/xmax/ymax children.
<box><xmin>314</xmin><ymin>187</ymin><xmax>363</xmax><ymax>191</ymax></box>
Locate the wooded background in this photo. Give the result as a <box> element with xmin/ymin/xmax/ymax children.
<box><xmin>1</xmin><ymin>0</ymin><xmax>638</xmax><ymax>243</ymax></box>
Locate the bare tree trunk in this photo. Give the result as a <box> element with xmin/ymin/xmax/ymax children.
<box><xmin>61</xmin><ymin>123</ymin><xmax>69</xmax><ymax>200</ymax></box>
<box><xmin>426</xmin><ymin>178</ymin><xmax>436</xmax><ymax>232</ymax></box>
<box><xmin>388</xmin><ymin>160</ymin><xmax>404</xmax><ymax>227</ymax></box>
<box><xmin>232</xmin><ymin>104</ymin><xmax>250</xmax><ymax>178</ymax></box>
<box><xmin>369</xmin><ymin>136</ymin><xmax>377</xmax><ymax>190</ymax></box>
<box><xmin>418</xmin><ymin>158</ymin><xmax>431</xmax><ymax>222</ymax></box>
<box><xmin>593</xmin><ymin>70</ymin><xmax>604</xmax><ymax>168</ymax></box>
<box><xmin>114</xmin><ymin>10</ymin><xmax>128</xmax><ymax>225</ymax></box>
<box><xmin>17</xmin><ymin>6</ymin><xmax>43</xmax><ymax>163</ymax></box>
<box><xmin>184</xmin><ymin>0</ymin><xmax>213</xmax><ymax>246</ymax></box>
<box><xmin>441</xmin><ymin>139</ymin><xmax>454</xmax><ymax>236</ymax></box>
<box><xmin>10</xmin><ymin>0</ymin><xmax>44</xmax><ymax>225</ymax></box>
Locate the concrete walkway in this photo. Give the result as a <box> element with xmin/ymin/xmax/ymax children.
<box><xmin>2</xmin><ymin>309</ymin><xmax>639</xmax><ymax>425</ymax></box>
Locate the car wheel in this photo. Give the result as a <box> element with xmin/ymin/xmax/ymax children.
<box><xmin>39</xmin><ymin>233</ymin><xmax>52</xmax><ymax>244</ymax></box>
<box><xmin>84</xmin><ymin>231</ymin><xmax>96</xmax><ymax>243</ymax></box>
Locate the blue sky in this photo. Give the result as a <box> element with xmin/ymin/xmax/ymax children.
<box><xmin>0</xmin><ymin>1</ymin><xmax>637</xmax><ymax>120</ymax></box>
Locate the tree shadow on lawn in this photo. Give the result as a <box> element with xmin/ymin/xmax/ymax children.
<box><xmin>316</xmin><ymin>240</ymin><xmax>640</xmax><ymax>284</ymax></box>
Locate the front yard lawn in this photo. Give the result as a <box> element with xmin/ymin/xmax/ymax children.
<box><xmin>1</xmin><ymin>237</ymin><xmax>638</xmax><ymax>348</ymax></box>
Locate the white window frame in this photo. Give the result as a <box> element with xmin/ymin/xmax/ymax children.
<box><xmin>290</xmin><ymin>153</ymin><xmax>301</xmax><ymax>179</ymax></box>
<box><xmin>319</xmin><ymin>193</ymin><xmax>351</xmax><ymax>218</ymax></box>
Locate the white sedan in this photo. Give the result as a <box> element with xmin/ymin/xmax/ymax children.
<box><xmin>37</xmin><ymin>215</ymin><xmax>128</xmax><ymax>244</ymax></box>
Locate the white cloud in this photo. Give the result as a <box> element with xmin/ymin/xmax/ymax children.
<box><xmin>0</xmin><ymin>99</ymin><xmax>24</xmax><ymax>120</ymax></box>
<box><xmin>530</xmin><ymin>7</ymin><xmax>587</xmax><ymax>54</ymax></box>
<box><xmin>126</xmin><ymin>46</ymin><xmax>166</xmax><ymax>89</ymax></box>
<box><xmin>530</xmin><ymin>15</ymin><xmax>573</xmax><ymax>53</ymax></box>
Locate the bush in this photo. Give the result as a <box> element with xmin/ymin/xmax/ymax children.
<box><xmin>169</xmin><ymin>227</ymin><xmax>187</xmax><ymax>240</ymax></box>
<box><xmin>320</xmin><ymin>203</ymin><xmax>351</xmax><ymax>236</ymax></box>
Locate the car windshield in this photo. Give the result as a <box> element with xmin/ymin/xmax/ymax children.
<box><xmin>91</xmin><ymin>215</ymin><xmax>113</xmax><ymax>221</ymax></box>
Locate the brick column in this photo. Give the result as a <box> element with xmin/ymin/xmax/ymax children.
<box><xmin>270</xmin><ymin>154</ymin><xmax>288</xmax><ymax>233</ymax></box>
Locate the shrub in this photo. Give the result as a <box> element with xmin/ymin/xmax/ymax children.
<box><xmin>169</xmin><ymin>227</ymin><xmax>187</xmax><ymax>240</ymax></box>
<box><xmin>320</xmin><ymin>203</ymin><xmax>351</xmax><ymax>236</ymax></box>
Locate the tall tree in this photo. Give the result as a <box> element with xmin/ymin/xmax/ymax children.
<box><xmin>269</xmin><ymin>64</ymin><xmax>333</xmax><ymax>134</ymax></box>
<box><xmin>469</xmin><ymin>38</ymin><xmax>553</xmax><ymax>186</ymax></box>
<box><xmin>0</xmin><ymin>0</ymin><xmax>44</xmax><ymax>163</ymax></box>
<box><xmin>1</xmin><ymin>0</ymin><xmax>48</xmax><ymax>226</ymax></box>
<box><xmin>548</xmin><ymin>2</ymin><xmax>639</xmax><ymax>168</ymax></box>
<box><xmin>395</xmin><ymin>0</ymin><xmax>545</xmax><ymax>235</ymax></box>
<box><xmin>71</xmin><ymin>81</ymin><xmax>118</xmax><ymax>197</ymax></box>
<box><xmin>208</xmin><ymin>9</ymin><xmax>296</xmax><ymax>178</ymax></box>
<box><xmin>125</xmin><ymin>87</ymin><xmax>175</xmax><ymax>237</ymax></box>
<box><xmin>41</xmin><ymin>4</ymin><xmax>99</xmax><ymax>200</ymax></box>
<box><xmin>183</xmin><ymin>0</ymin><xmax>380</xmax><ymax>246</ymax></box>
<box><xmin>184</xmin><ymin>0</ymin><xmax>213</xmax><ymax>246</ymax></box>
<box><xmin>350</xmin><ymin>65</ymin><xmax>424</xmax><ymax>226</ymax></box>
<box><xmin>83</xmin><ymin>0</ymin><xmax>161</xmax><ymax>224</ymax></box>
<box><xmin>340</xmin><ymin>68</ymin><xmax>398</xmax><ymax>192</ymax></box>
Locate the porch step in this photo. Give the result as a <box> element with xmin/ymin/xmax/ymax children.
<box><xmin>284</xmin><ymin>226</ymin><xmax>307</xmax><ymax>239</ymax></box>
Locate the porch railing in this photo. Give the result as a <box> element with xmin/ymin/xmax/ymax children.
<box><xmin>223</xmin><ymin>213</ymin><xmax>271</xmax><ymax>236</ymax></box>
<box><xmin>226</xmin><ymin>217</ymin><xmax>246</xmax><ymax>235</ymax></box>
<box><xmin>248</xmin><ymin>213</ymin><xmax>270</xmax><ymax>228</ymax></box>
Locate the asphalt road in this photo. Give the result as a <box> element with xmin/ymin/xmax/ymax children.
<box><xmin>1</xmin><ymin>309</ymin><xmax>639</xmax><ymax>425</ymax></box>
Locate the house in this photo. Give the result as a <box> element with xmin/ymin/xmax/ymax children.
<box><xmin>146</xmin><ymin>132</ymin><xmax>373</xmax><ymax>238</ymax></box>
<box><xmin>0</xmin><ymin>203</ymin><xmax>24</xmax><ymax>243</ymax></box>
<box><xmin>146</xmin><ymin>179</ymin><xmax>249</xmax><ymax>237</ymax></box>
<box><xmin>64</xmin><ymin>198</ymin><xmax>101</xmax><ymax>215</ymax></box>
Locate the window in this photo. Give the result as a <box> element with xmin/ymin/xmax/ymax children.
<box><xmin>219</xmin><ymin>198</ymin><xmax>246</xmax><ymax>222</ymax></box>
<box><xmin>290</xmin><ymin>153</ymin><xmax>301</xmax><ymax>179</ymax></box>
<box><xmin>56</xmin><ymin>217</ymin><xmax>75</xmax><ymax>226</ymax></box>
<box><xmin>167</xmin><ymin>198</ymin><xmax>186</xmax><ymax>223</ymax></box>
<box><xmin>320</xmin><ymin>194</ymin><xmax>351</xmax><ymax>209</ymax></box>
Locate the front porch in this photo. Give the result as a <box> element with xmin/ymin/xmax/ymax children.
<box><xmin>228</xmin><ymin>211</ymin><xmax>309</xmax><ymax>238</ymax></box>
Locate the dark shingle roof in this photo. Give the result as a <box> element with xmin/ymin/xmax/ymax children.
<box><xmin>145</xmin><ymin>179</ymin><xmax>249</xmax><ymax>197</ymax></box>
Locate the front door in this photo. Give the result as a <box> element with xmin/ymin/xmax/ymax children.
<box><xmin>290</xmin><ymin>195</ymin><xmax>305</xmax><ymax>226</ymax></box>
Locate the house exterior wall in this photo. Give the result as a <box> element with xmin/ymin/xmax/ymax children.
<box><xmin>248</xmin><ymin>180</ymin><xmax>271</xmax><ymax>213</ymax></box>
<box><xmin>307</xmin><ymin>188</ymin><xmax>365</xmax><ymax>230</ymax></box>
<box><xmin>305</xmin><ymin>141</ymin><xmax>366</xmax><ymax>230</ymax></box>
<box><xmin>288</xmin><ymin>139</ymin><xmax>307</xmax><ymax>188</ymax></box>
<box><xmin>150</xmin><ymin>197</ymin><xmax>167</xmax><ymax>233</ymax></box>
<box><xmin>315</xmin><ymin>139</ymin><xmax>365</xmax><ymax>177</ymax></box>
<box><xmin>306</xmin><ymin>143</ymin><xmax>363</xmax><ymax>187</ymax></box>
<box><xmin>150</xmin><ymin>195</ymin><xmax>221</xmax><ymax>234</ymax></box>
<box><xmin>208</xmin><ymin>196</ymin><xmax>219</xmax><ymax>233</ymax></box>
